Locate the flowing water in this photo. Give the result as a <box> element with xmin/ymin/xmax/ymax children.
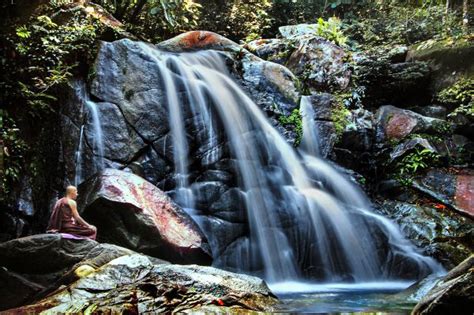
<box><xmin>72</xmin><ymin>81</ymin><xmax>105</xmax><ymax>184</ymax></box>
<box><xmin>131</xmin><ymin>43</ymin><xmax>444</xmax><ymax>286</ymax></box>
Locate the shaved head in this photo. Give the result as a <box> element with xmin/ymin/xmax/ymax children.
<box><xmin>66</xmin><ymin>185</ymin><xmax>78</xmax><ymax>198</ymax></box>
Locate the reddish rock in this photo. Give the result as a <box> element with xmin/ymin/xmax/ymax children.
<box><xmin>376</xmin><ymin>105</ymin><xmax>448</xmax><ymax>143</ymax></box>
<box><xmin>385</xmin><ymin>113</ymin><xmax>418</xmax><ymax>140</ymax></box>
<box><xmin>157</xmin><ymin>31</ymin><xmax>241</xmax><ymax>53</ymax></box>
<box><xmin>78</xmin><ymin>169</ymin><xmax>212</xmax><ymax>265</ymax></box>
<box><xmin>455</xmin><ymin>174</ymin><xmax>474</xmax><ymax>217</ymax></box>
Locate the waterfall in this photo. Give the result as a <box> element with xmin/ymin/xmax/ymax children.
<box><xmin>132</xmin><ymin>43</ymin><xmax>443</xmax><ymax>283</ymax></box>
<box><xmin>74</xmin><ymin>125</ymin><xmax>84</xmax><ymax>186</ymax></box>
<box><xmin>72</xmin><ymin>81</ymin><xmax>105</xmax><ymax>184</ymax></box>
<box><xmin>300</xmin><ymin>96</ymin><xmax>321</xmax><ymax>156</ymax></box>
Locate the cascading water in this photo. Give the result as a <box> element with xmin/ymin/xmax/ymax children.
<box><xmin>72</xmin><ymin>81</ymin><xmax>105</xmax><ymax>184</ymax></box>
<box><xmin>134</xmin><ymin>43</ymin><xmax>443</xmax><ymax>284</ymax></box>
<box><xmin>74</xmin><ymin>125</ymin><xmax>85</xmax><ymax>186</ymax></box>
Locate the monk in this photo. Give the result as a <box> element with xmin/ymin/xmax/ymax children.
<box><xmin>47</xmin><ymin>185</ymin><xmax>97</xmax><ymax>240</ymax></box>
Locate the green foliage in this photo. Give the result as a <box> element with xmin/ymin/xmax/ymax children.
<box><xmin>394</xmin><ymin>148</ymin><xmax>440</xmax><ymax>186</ymax></box>
<box><xmin>196</xmin><ymin>0</ymin><xmax>272</xmax><ymax>42</ymax></box>
<box><xmin>347</xmin><ymin>3</ymin><xmax>464</xmax><ymax>46</ymax></box>
<box><xmin>315</xmin><ymin>17</ymin><xmax>348</xmax><ymax>47</ymax></box>
<box><xmin>332</xmin><ymin>94</ymin><xmax>352</xmax><ymax>139</ymax></box>
<box><xmin>438</xmin><ymin>78</ymin><xmax>474</xmax><ymax>118</ymax></box>
<box><xmin>95</xmin><ymin>0</ymin><xmax>200</xmax><ymax>41</ymax></box>
<box><xmin>0</xmin><ymin>111</ymin><xmax>28</xmax><ymax>201</ymax></box>
<box><xmin>279</xmin><ymin>108</ymin><xmax>303</xmax><ymax>146</ymax></box>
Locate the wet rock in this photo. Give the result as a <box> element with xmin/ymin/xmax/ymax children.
<box><xmin>0</xmin><ymin>234</ymin><xmax>134</xmax><ymax>311</ymax></box>
<box><xmin>244</xmin><ymin>38</ymin><xmax>290</xmax><ymax>64</ymax></box>
<box><xmin>413</xmin><ymin>168</ymin><xmax>474</xmax><ymax>218</ymax></box>
<box><xmin>78</xmin><ymin>168</ymin><xmax>212</xmax><ymax>264</ymax></box>
<box><xmin>196</xmin><ymin>215</ymin><xmax>246</xmax><ymax>258</ymax></box>
<box><xmin>375</xmin><ymin>105</ymin><xmax>449</xmax><ymax>143</ymax></box>
<box><xmin>157</xmin><ymin>30</ymin><xmax>241</xmax><ymax>53</ymax></box>
<box><xmin>126</xmin><ymin>146</ymin><xmax>170</xmax><ymax>186</ymax></box>
<box><xmin>389</xmin><ymin>138</ymin><xmax>437</xmax><ymax>163</ymax></box>
<box><xmin>7</xmin><ymin>254</ymin><xmax>277</xmax><ymax>314</ymax></box>
<box><xmin>191</xmin><ymin>181</ymin><xmax>228</xmax><ymax>209</ymax></box>
<box><xmin>286</xmin><ymin>35</ymin><xmax>351</xmax><ymax>92</ymax></box>
<box><xmin>91</xmin><ymin>39</ymin><xmax>170</xmax><ymax>142</ymax></box>
<box><xmin>355</xmin><ymin>56</ymin><xmax>430</xmax><ymax>107</ymax></box>
<box><xmin>411</xmin><ymin>105</ymin><xmax>448</xmax><ymax>120</ymax></box>
<box><xmin>209</xmin><ymin>188</ymin><xmax>247</xmax><ymax>223</ymax></box>
<box><xmin>278</xmin><ymin>23</ymin><xmax>319</xmax><ymax>39</ymax></box>
<box><xmin>407</xmin><ymin>38</ymin><xmax>474</xmax><ymax>93</ymax></box>
<box><xmin>378</xmin><ymin>200</ymin><xmax>473</xmax><ymax>269</ymax></box>
<box><xmin>412</xmin><ymin>255</ymin><xmax>474</xmax><ymax>315</ymax></box>
<box><xmin>84</xmin><ymin>102</ymin><xmax>146</xmax><ymax>163</ymax></box>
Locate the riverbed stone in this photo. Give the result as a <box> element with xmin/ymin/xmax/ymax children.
<box><xmin>6</xmin><ymin>254</ymin><xmax>277</xmax><ymax>314</ymax></box>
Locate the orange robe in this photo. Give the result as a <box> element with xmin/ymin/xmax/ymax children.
<box><xmin>47</xmin><ymin>197</ymin><xmax>96</xmax><ymax>240</ymax></box>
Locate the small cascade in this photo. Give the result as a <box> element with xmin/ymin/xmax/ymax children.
<box><xmin>129</xmin><ymin>43</ymin><xmax>443</xmax><ymax>283</ymax></box>
<box><xmin>72</xmin><ymin>81</ymin><xmax>105</xmax><ymax>184</ymax></box>
<box><xmin>74</xmin><ymin>125</ymin><xmax>85</xmax><ymax>186</ymax></box>
<box><xmin>300</xmin><ymin>96</ymin><xmax>321</xmax><ymax>156</ymax></box>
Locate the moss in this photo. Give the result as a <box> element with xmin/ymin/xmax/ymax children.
<box><xmin>331</xmin><ymin>93</ymin><xmax>351</xmax><ymax>140</ymax></box>
<box><xmin>279</xmin><ymin>108</ymin><xmax>303</xmax><ymax>146</ymax></box>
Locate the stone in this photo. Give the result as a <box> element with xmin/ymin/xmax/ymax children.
<box><xmin>0</xmin><ymin>234</ymin><xmax>134</xmax><ymax>311</ymax></box>
<box><xmin>389</xmin><ymin>138</ymin><xmax>437</xmax><ymax>163</ymax></box>
<box><xmin>278</xmin><ymin>23</ymin><xmax>319</xmax><ymax>39</ymax></box>
<box><xmin>407</xmin><ymin>38</ymin><xmax>474</xmax><ymax>93</ymax></box>
<box><xmin>7</xmin><ymin>254</ymin><xmax>278</xmax><ymax>314</ymax></box>
<box><xmin>286</xmin><ymin>35</ymin><xmax>351</xmax><ymax>91</ymax></box>
<box><xmin>378</xmin><ymin>200</ymin><xmax>473</xmax><ymax>269</ymax></box>
<box><xmin>244</xmin><ymin>38</ymin><xmax>290</xmax><ymax>64</ymax></box>
<box><xmin>355</xmin><ymin>55</ymin><xmax>430</xmax><ymax>108</ymax></box>
<box><xmin>411</xmin><ymin>105</ymin><xmax>448</xmax><ymax>120</ymax></box>
<box><xmin>84</xmin><ymin>102</ymin><xmax>146</xmax><ymax>163</ymax></box>
<box><xmin>78</xmin><ymin>169</ymin><xmax>212</xmax><ymax>264</ymax></box>
<box><xmin>413</xmin><ymin>168</ymin><xmax>474</xmax><ymax>219</ymax></box>
<box><xmin>375</xmin><ymin>105</ymin><xmax>449</xmax><ymax>143</ymax></box>
<box><xmin>412</xmin><ymin>255</ymin><xmax>474</xmax><ymax>314</ymax></box>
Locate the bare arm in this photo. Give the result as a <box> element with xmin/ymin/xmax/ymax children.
<box><xmin>68</xmin><ymin>199</ymin><xmax>94</xmax><ymax>229</ymax></box>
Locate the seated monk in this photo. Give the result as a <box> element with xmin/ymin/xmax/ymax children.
<box><xmin>47</xmin><ymin>185</ymin><xmax>97</xmax><ymax>240</ymax></box>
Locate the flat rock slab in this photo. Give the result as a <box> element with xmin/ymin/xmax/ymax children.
<box><xmin>5</xmin><ymin>254</ymin><xmax>278</xmax><ymax>314</ymax></box>
<box><xmin>78</xmin><ymin>168</ymin><xmax>212</xmax><ymax>264</ymax></box>
<box><xmin>0</xmin><ymin>234</ymin><xmax>135</xmax><ymax>311</ymax></box>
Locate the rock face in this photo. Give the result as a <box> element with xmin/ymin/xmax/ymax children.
<box><xmin>0</xmin><ymin>234</ymin><xmax>135</xmax><ymax>311</ymax></box>
<box><xmin>378</xmin><ymin>200</ymin><xmax>473</xmax><ymax>269</ymax></box>
<box><xmin>412</xmin><ymin>255</ymin><xmax>474</xmax><ymax>315</ymax></box>
<box><xmin>7</xmin><ymin>254</ymin><xmax>278</xmax><ymax>314</ymax></box>
<box><xmin>78</xmin><ymin>169</ymin><xmax>212</xmax><ymax>265</ymax></box>
<box><xmin>407</xmin><ymin>38</ymin><xmax>474</xmax><ymax>93</ymax></box>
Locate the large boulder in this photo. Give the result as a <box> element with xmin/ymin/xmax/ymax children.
<box><xmin>78</xmin><ymin>168</ymin><xmax>212</xmax><ymax>265</ymax></box>
<box><xmin>0</xmin><ymin>234</ymin><xmax>135</xmax><ymax>311</ymax></box>
<box><xmin>355</xmin><ymin>54</ymin><xmax>430</xmax><ymax>108</ymax></box>
<box><xmin>412</xmin><ymin>255</ymin><xmax>474</xmax><ymax>314</ymax></box>
<box><xmin>378</xmin><ymin>200</ymin><xmax>473</xmax><ymax>269</ymax></box>
<box><xmin>286</xmin><ymin>35</ymin><xmax>351</xmax><ymax>92</ymax></box>
<box><xmin>375</xmin><ymin>105</ymin><xmax>450</xmax><ymax>144</ymax></box>
<box><xmin>7</xmin><ymin>254</ymin><xmax>278</xmax><ymax>314</ymax></box>
<box><xmin>407</xmin><ymin>38</ymin><xmax>474</xmax><ymax>93</ymax></box>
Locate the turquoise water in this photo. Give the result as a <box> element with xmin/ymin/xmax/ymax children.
<box><xmin>270</xmin><ymin>282</ymin><xmax>417</xmax><ymax>314</ymax></box>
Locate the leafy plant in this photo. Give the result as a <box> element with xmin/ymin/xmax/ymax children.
<box><xmin>394</xmin><ymin>148</ymin><xmax>440</xmax><ymax>186</ymax></box>
<box><xmin>437</xmin><ymin>78</ymin><xmax>474</xmax><ymax>118</ymax></box>
<box><xmin>279</xmin><ymin>108</ymin><xmax>303</xmax><ymax>146</ymax></box>
<box><xmin>315</xmin><ymin>17</ymin><xmax>348</xmax><ymax>47</ymax></box>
